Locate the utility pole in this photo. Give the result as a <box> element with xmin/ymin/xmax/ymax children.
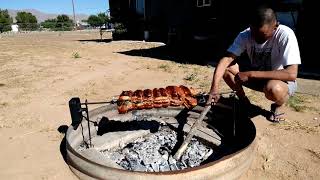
<box><xmin>72</xmin><ymin>0</ymin><xmax>76</xmax><ymax>29</ymax></box>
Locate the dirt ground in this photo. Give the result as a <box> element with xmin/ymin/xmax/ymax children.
<box><xmin>0</xmin><ymin>31</ymin><xmax>319</xmax><ymax>180</ymax></box>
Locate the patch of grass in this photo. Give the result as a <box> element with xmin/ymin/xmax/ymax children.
<box><xmin>184</xmin><ymin>73</ymin><xmax>197</xmax><ymax>81</ymax></box>
<box><xmin>72</xmin><ymin>52</ymin><xmax>81</xmax><ymax>59</ymax></box>
<box><xmin>177</xmin><ymin>63</ymin><xmax>189</xmax><ymax>69</ymax></box>
<box><xmin>286</xmin><ymin>95</ymin><xmax>307</xmax><ymax>112</ymax></box>
<box><xmin>158</xmin><ymin>64</ymin><xmax>171</xmax><ymax>72</ymax></box>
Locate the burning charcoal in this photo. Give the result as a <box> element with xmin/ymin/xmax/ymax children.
<box><xmin>110</xmin><ymin>151</ymin><xmax>124</xmax><ymax>163</ymax></box>
<box><xmin>151</xmin><ymin>163</ymin><xmax>160</xmax><ymax>172</ymax></box>
<box><xmin>159</xmin><ymin>149</ymin><xmax>169</xmax><ymax>160</ymax></box>
<box><xmin>158</xmin><ymin>135</ymin><xmax>165</xmax><ymax>145</ymax></box>
<box><xmin>159</xmin><ymin>162</ymin><xmax>170</xmax><ymax>172</ymax></box>
<box><xmin>98</xmin><ymin>125</ymin><xmax>214</xmax><ymax>172</ymax></box>
<box><xmin>122</xmin><ymin>148</ymin><xmax>130</xmax><ymax>155</ymax></box>
<box><xmin>119</xmin><ymin>159</ymin><xmax>130</xmax><ymax>170</ymax></box>
<box><xmin>203</xmin><ymin>149</ymin><xmax>213</xmax><ymax>160</ymax></box>
<box><xmin>198</xmin><ymin>148</ymin><xmax>206</xmax><ymax>157</ymax></box>
<box><xmin>125</xmin><ymin>150</ymin><xmax>139</xmax><ymax>160</ymax></box>
<box><xmin>146</xmin><ymin>165</ymin><xmax>154</xmax><ymax>172</ymax></box>
<box><xmin>127</xmin><ymin>158</ymin><xmax>139</xmax><ymax>169</ymax></box>
<box><xmin>176</xmin><ymin>161</ymin><xmax>187</xmax><ymax>170</ymax></box>
<box><xmin>168</xmin><ymin>156</ymin><xmax>177</xmax><ymax>164</ymax></box>
<box><xmin>170</xmin><ymin>163</ymin><xmax>179</xmax><ymax>171</ymax></box>
<box><xmin>132</xmin><ymin>164</ymin><xmax>148</xmax><ymax>172</ymax></box>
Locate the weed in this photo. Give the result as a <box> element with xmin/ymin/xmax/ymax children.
<box><xmin>72</xmin><ymin>52</ymin><xmax>81</xmax><ymax>58</ymax></box>
<box><xmin>184</xmin><ymin>73</ymin><xmax>197</xmax><ymax>81</ymax></box>
<box><xmin>286</xmin><ymin>95</ymin><xmax>307</xmax><ymax>112</ymax></box>
<box><xmin>158</xmin><ymin>64</ymin><xmax>171</xmax><ymax>72</ymax></box>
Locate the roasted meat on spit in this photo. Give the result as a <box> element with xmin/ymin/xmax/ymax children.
<box><xmin>117</xmin><ymin>85</ymin><xmax>198</xmax><ymax>114</ymax></box>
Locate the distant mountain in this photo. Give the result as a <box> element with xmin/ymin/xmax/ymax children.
<box><xmin>7</xmin><ymin>9</ymin><xmax>89</xmax><ymax>23</ymax></box>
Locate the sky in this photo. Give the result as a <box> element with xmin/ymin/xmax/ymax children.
<box><xmin>0</xmin><ymin>0</ymin><xmax>109</xmax><ymax>15</ymax></box>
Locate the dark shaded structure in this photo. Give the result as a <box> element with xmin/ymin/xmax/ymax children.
<box><xmin>109</xmin><ymin>0</ymin><xmax>313</xmax><ymax>68</ymax></box>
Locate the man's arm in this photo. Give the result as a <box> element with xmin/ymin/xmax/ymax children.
<box><xmin>239</xmin><ymin>64</ymin><xmax>298</xmax><ymax>82</ymax></box>
<box><xmin>208</xmin><ymin>53</ymin><xmax>236</xmax><ymax>103</ymax></box>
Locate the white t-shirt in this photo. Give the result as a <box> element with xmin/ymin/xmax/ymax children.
<box><xmin>227</xmin><ymin>24</ymin><xmax>301</xmax><ymax>71</ymax></box>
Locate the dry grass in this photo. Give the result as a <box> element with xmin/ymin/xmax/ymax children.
<box><xmin>285</xmin><ymin>93</ymin><xmax>320</xmax><ymax>113</ymax></box>
<box><xmin>158</xmin><ymin>64</ymin><xmax>171</xmax><ymax>72</ymax></box>
<box><xmin>286</xmin><ymin>94</ymin><xmax>306</xmax><ymax>112</ymax></box>
<box><xmin>271</xmin><ymin>120</ymin><xmax>319</xmax><ymax>133</ymax></box>
<box><xmin>72</xmin><ymin>52</ymin><xmax>81</xmax><ymax>59</ymax></box>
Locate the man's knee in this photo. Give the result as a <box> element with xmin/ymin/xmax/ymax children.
<box><xmin>264</xmin><ymin>80</ymin><xmax>288</xmax><ymax>102</ymax></box>
<box><xmin>223</xmin><ymin>68</ymin><xmax>232</xmax><ymax>80</ymax></box>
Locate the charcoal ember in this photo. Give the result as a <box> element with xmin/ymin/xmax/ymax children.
<box><xmin>109</xmin><ymin>151</ymin><xmax>124</xmax><ymax>162</ymax></box>
<box><xmin>132</xmin><ymin>163</ymin><xmax>148</xmax><ymax>172</ymax></box>
<box><xmin>151</xmin><ymin>163</ymin><xmax>160</xmax><ymax>171</ymax></box>
<box><xmin>203</xmin><ymin>149</ymin><xmax>214</xmax><ymax>160</ymax></box>
<box><xmin>170</xmin><ymin>163</ymin><xmax>179</xmax><ymax>171</ymax></box>
<box><xmin>100</xmin><ymin>125</ymin><xmax>214</xmax><ymax>172</ymax></box>
<box><xmin>187</xmin><ymin>158</ymin><xmax>201</xmax><ymax>167</ymax></box>
<box><xmin>168</xmin><ymin>156</ymin><xmax>177</xmax><ymax>164</ymax></box>
<box><xmin>159</xmin><ymin>149</ymin><xmax>169</xmax><ymax>160</ymax></box>
<box><xmin>159</xmin><ymin>161</ymin><xmax>170</xmax><ymax>172</ymax></box>
<box><xmin>128</xmin><ymin>159</ymin><xmax>142</xmax><ymax>171</ymax></box>
<box><xmin>119</xmin><ymin>159</ymin><xmax>130</xmax><ymax>169</ymax></box>
<box><xmin>146</xmin><ymin>165</ymin><xmax>154</xmax><ymax>172</ymax></box>
<box><xmin>158</xmin><ymin>135</ymin><xmax>165</xmax><ymax>145</ymax></box>
<box><xmin>198</xmin><ymin>148</ymin><xmax>206</xmax><ymax>157</ymax></box>
<box><xmin>142</xmin><ymin>152</ymin><xmax>161</xmax><ymax>165</ymax></box>
<box><xmin>125</xmin><ymin>149</ymin><xmax>139</xmax><ymax>160</ymax></box>
<box><xmin>176</xmin><ymin>161</ymin><xmax>187</xmax><ymax>170</ymax></box>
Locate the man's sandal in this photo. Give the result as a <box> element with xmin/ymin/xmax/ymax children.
<box><xmin>268</xmin><ymin>103</ymin><xmax>286</xmax><ymax>123</ymax></box>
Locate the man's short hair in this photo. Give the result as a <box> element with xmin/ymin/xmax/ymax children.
<box><xmin>249</xmin><ymin>6</ymin><xmax>277</xmax><ymax>27</ymax></box>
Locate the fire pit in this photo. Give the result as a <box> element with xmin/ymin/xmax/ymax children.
<box><xmin>66</xmin><ymin>96</ymin><xmax>256</xmax><ymax>180</ymax></box>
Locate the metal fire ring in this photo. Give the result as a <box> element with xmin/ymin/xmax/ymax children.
<box><xmin>65</xmin><ymin>102</ymin><xmax>256</xmax><ymax>180</ymax></box>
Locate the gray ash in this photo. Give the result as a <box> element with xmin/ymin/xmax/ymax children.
<box><xmin>102</xmin><ymin>126</ymin><xmax>213</xmax><ymax>172</ymax></box>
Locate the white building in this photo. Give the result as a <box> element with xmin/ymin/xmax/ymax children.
<box><xmin>11</xmin><ymin>24</ymin><xmax>19</xmax><ymax>32</ymax></box>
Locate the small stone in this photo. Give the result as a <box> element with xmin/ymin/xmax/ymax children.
<box><xmin>314</xmin><ymin>117</ymin><xmax>318</xmax><ymax>120</ymax></box>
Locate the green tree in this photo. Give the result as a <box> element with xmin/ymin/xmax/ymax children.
<box><xmin>16</xmin><ymin>11</ymin><xmax>38</xmax><ymax>31</ymax></box>
<box><xmin>87</xmin><ymin>15</ymin><xmax>103</xmax><ymax>28</ymax></box>
<box><xmin>97</xmin><ymin>12</ymin><xmax>109</xmax><ymax>28</ymax></box>
<box><xmin>56</xmin><ymin>14</ymin><xmax>73</xmax><ymax>31</ymax></box>
<box><xmin>87</xmin><ymin>12</ymin><xmax>110</xmax><ymax>28</ymax></box>
<box><xmin>41</xmin><ymin>18</ymin><xmax>56</xmax><ymax>29</ymax></box>
<box><xmin>0</xmin><ymin>9</ymin><xmax>13</xmax><ymax>33</ymax></box>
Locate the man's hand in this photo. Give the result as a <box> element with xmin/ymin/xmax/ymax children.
<box><xmin>206</xmin><ymin>91</ymin><xmax>220</xmax><ymax>106</ymax></box>
<box><xmin>235</xmin><ymin>71</ymin><xmax>252</xmax><ymax>84</ymax></box>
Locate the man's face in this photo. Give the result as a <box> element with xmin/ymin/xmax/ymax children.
<box><xmin>250</xmin><ymin>22</ymin><xmax>277</xmax><ymax>44</ymax></box>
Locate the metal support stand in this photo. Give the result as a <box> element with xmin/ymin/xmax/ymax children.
<box><xmin>69</xmin><ymin>97</ymin><xmax>117</xmax><ymax>148</ymax></box>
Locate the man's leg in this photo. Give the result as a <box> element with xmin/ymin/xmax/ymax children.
<box><xmin>263</xmin><ymin>80</ymin><xmax>289</xmax><ymax>121</ymax></box>
<box><xmin>263</xmin><ymin>80</ymin><xmax>289</xmax><ymax>105</ymax></box>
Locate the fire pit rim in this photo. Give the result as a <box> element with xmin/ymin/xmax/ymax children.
<box><xmin>66</xmin><ymin>103</ymin><xmax>257</xmax><ymax>177</ymax></box>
